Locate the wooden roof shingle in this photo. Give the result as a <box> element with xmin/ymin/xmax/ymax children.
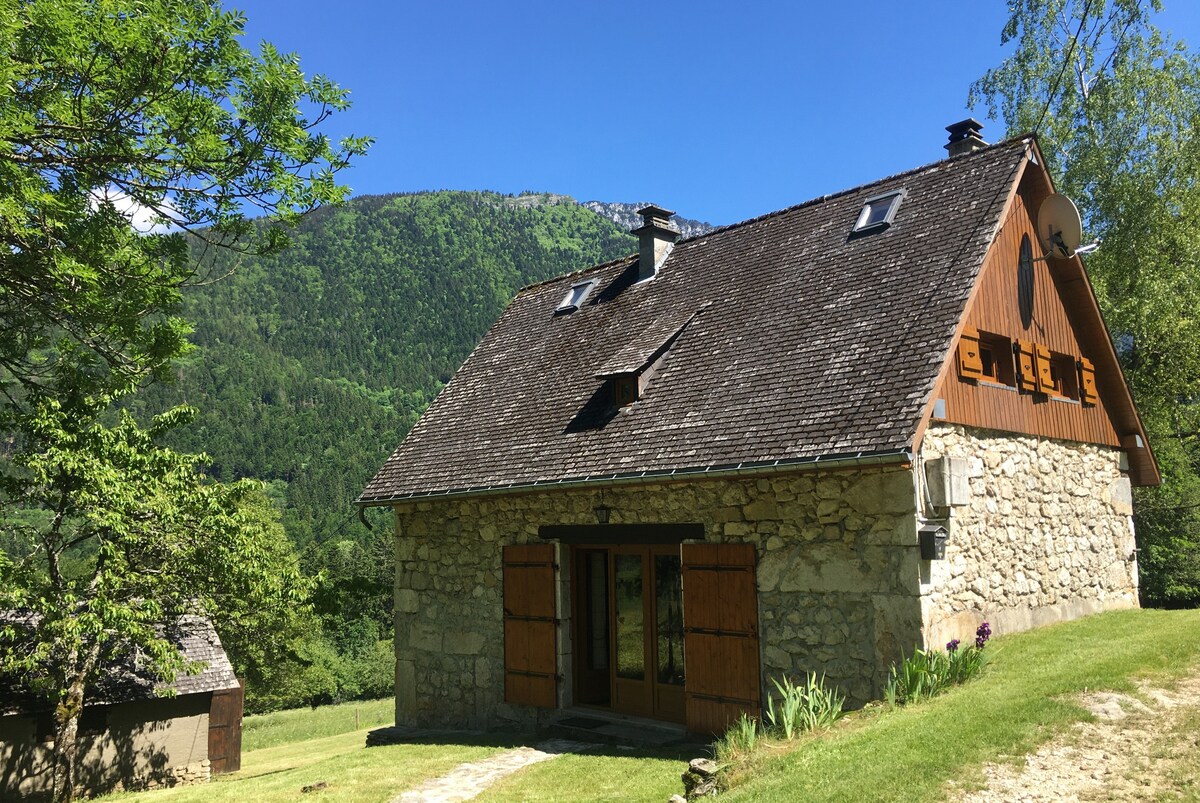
<box><xmin>0</xmin><ymin>613</ymin><xmax>240</xmax><ymax>715</ymax></box>
<box><xmin>360</xmin><ymin>139</ymin><xmax>1032</xmax><ymax>502</ymax></box>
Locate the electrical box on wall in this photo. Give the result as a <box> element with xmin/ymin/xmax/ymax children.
<box><xmin>926</xmin><ymin>456</ymin><xmax>970</xmax><ymax>507</ymax></box>
<box><xmin>919</xmin><ymin>525</ymin><xmax>949</xmax><ymax>560</ymax></box>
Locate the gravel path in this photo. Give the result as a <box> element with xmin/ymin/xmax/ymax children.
<box><xmin>954</xmin><ymin>668</ymin><xmax>1200</xmax><ymax>802</ymax></box>
<box><xmin>391</xmin><ymin>739</ymin><xmax>596</xmax><ymax>803</ymax></box>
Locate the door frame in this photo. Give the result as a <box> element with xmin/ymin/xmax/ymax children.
<box><xmin>545</xmin><ymin>523</ymin><xmax>761</xmax><ymax>732</ymax></box>
<box><xmin>569</xmin><ymin>542</ymin><xmax>686</xmax><ymax>723</ymax></box>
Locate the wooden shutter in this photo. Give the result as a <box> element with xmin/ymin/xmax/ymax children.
<box><xmin>1015</xmin><ymin>339</ymin><xmax>1037</xmax><ymax>392</ymax></box>
<box><xmin>957</xmin><ymin>326</ymin><xmax>984</xmax><ymax>379</ymax></box>
<box><xmin>1079</xmin><ymin>357</ymin><xmax>1098</xmax><ymax>404</ymax></box>
<box><xmin>503</xmin><ymin>544</ymin><xmax>558</xmax><ymax>708</ymax></box>
<box><xmin>682</xmin><ymin>543</ymin><xmax>760</xmax><ymax>735</ymax></box>
<box><xmin>208</xmin><ymin>679</ymin><xmax>244</xmax><ymax>774</ymax></box>
<box><xmin>1035</xmin><ymin>344</ymin><xmax>1055</xmax><ymax>393</ymax></box>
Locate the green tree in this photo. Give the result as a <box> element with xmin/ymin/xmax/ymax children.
<box><xmin>0</xmin><ymin>403</ymin><xmax>312</xmax><ymax>795</ymax></box>
<box><xmin>0</xmin><ymin>0</ymin><xmax>367</xmax><ymax>799</ymax></box>
<box><xmin>971</xmin><ymin>0</ymin><xmax>1200</xmax><ymax>605</ymax></box>
<box><xmin>0</xmin><ymin>0</ymin><xmax>368</xmax><ymax>408</ymax></box>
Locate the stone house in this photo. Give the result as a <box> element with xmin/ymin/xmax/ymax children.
<box><xmin>358</xmin><ymin>121</ymin><xmax>1158</xmax><ymax>735</ymax></box>
<box><xmin>0</xmin><ymin>615</ymin><xmax>243</xmax><ymax>797</ymax></box>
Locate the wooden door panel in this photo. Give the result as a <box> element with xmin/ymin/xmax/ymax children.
<box><xmin>680</xmin><ymin>566</ymin><xmax>721</xmax><ymax>630</ymax></box>
<box><xmin>719</xmin><ymin>568</ymin><xmax>758</xmax><ymax>634</ymax></box>
<box><xmin>610</xmin><ymin>547</ymin><xmax>652</xmax><ymax>718</ymax></box>
<box><xmin>503</xmin><ymin>619</ymin><xmax>556</xmax><ymax>675</ymax></box>
<box><xmin>683</xmin><ymin>633</ymin><xmax>759</xmax><ymax>700</ymax></box>
<box><xmin>682</xmin><ymin>543</ymin><xmax>760</xmax><ymax>735</ymax></box>
<box><xmin>685</xmin><ymin>698</ymin><xmax>750</xmax><ymax>737</ymax></box>
<box><xmin>503</xmin><ymin>544</ymin><xmax>558</xmax><ymax>708</ymax></box>
<box><xmin>208</xmin><ymin>680</ymin><xmax>243</xmax><ymax>774</ymax></box>
<box><xmin>504</xmin><ymin>556</ymin><xmax>555</xmax><ymax>618</ymax></box>
<box><xmin>504</xmin><ymin>670</ymin><xmax>557</xmax><ymax>708</ymax></box>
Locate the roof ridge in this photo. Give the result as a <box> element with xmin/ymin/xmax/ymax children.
<box><xmin>515</xmin><ymin>136</ymin><xmax>1035</xmax><ymax>298</ymax></box>
<box><xmin>673</xmin><ymin>134</ymin><xmax>1035</xmax><ymax>245</ymax></box>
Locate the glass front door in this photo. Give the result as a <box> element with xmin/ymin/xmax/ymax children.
<box><xmin>573</xmin><ymin>544</ymin><xmax>685</xmax><ymax>722</ymax></box>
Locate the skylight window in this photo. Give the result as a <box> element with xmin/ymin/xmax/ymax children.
<box><xmin>555</xmin><ymin>280</ymin><xmax>595</xmax><ymax>314</ymax></box>
<box><xmin>852</xmin><ymin>189</ymin><xmax>907</xmax><ymax>235</ymax></box>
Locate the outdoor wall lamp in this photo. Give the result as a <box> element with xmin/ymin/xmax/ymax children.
<box><xmin>919</xmin><ymin>524</ymin><xmax>949</xmax><ymax>561</ymax></box>
<box><xmin>594</xmin><ymin>503</ymin><xmax>612</xmax><ymax>524</ymax></box>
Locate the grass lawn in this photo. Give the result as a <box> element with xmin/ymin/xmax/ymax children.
<box><xmin>104</xmin><ymin>730</ymin><xmax>509</xmax><ymax>803</ymax></box>
<box><xmin>242</xmin><ymin>697</ymin><xmax>394</xmax><ymax>751</ymax></box>
<box><xmin>101</xmin><ymin>609</ymin><xmax>1200</xmax><ymax>803</ymax></box>
<box><xmin>719</xmin><ymin>607</ymin><xmax>1200</xmax><ymax>802</ymax></box>
<box><xmin>479</xmin><ymin>747</ymin><xmax>693</xmax><ymax>802</ymax></box>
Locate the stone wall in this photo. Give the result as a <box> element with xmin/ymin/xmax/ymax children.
<box><xmin>919</xmin><ymin>424</ymin><xmax>1139</xmax><ymax>649</ymax></box>
<box><xmin>392</xmin><ymin>464</ymin><xmax>924</xmax><ymax>730</ymax></box>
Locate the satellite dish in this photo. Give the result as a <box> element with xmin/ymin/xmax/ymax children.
<box><xmin>1037</xmin><ymin>193</ymin><xmax>1083</xmax><ymax>259</ymax></box>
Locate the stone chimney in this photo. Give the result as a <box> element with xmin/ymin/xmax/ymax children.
<box><xmin>945</xmin><ymin>118</ymin><xmax>988</xmax><ymax>158</ymax></box>
<box><xmin>633</xmin><ymin>204</ymin><xmax>680</xmax><ymax>281</ymax></box>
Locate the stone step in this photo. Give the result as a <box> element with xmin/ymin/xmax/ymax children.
<box><xmin>543</xmin><ymin>713</ymin><xmax>706</xmax><ymax>750</ymax></box>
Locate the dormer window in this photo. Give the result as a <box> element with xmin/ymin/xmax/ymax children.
<box><xmin>852</xmin><ymin>189</ymin><xmax>906</xmax><ymax>235</ymax></box>
<box><xmin>611</xmin><ymin>373</ymin><xmax>639</xmax><ymax>407</ymax></box>
<box><xmin>555</xmin><ymin>280</ymin><xmax>596</xmax><ymax>314</ymax></box>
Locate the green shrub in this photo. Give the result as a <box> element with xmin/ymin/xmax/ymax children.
<box><xmin>764</xmin><ymin>673</ymin><xmax>845</xmax><ymax>739</ymax></box>
<box><xmin>714</xmin><ymin>712</ymin><xmax>761</xmax><ymax>763</ymax></box>
<box><xmin>886</xmin><ymin>622</ymin><xmax>992</xmax><ymax>706</ymax></box>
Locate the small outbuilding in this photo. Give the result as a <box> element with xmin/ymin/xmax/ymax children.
<box><xmin>0</xmin><ymin>614</ymin><xmax>243</xmax><ymax>798</ymax></box>
<box><xmin>359</xmin><ymin>122</ymin><xmax>1158</xmax><ymax>735</ymax></box>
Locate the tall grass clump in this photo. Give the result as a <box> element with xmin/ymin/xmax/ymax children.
<box><xmin>713</xmin><ymin>712</ymin><xmax>761</xmax><ymax>763</ymax></box>
<box><xmin>764</xmin><ymin>673</ymin><xmax>845</xmax><ymax>739</ymax></box>
<box><xmin>885</xmin><ymin>621</ymin><xmax>992</xmax><ymax>706</ymax></box>
<box><xmin>713</xmin><ymin>673</ymin><xmax>846</xmax><ymax>765</ymax></box>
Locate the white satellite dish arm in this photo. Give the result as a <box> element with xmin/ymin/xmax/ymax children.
<box><xmin>1033</xmin><ymin>238</ymin><xmax>1100</xmax><ymax>263</ymax></box>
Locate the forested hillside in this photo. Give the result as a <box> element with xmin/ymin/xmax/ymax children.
<box><xmin>142</xmin><ymin>191</ymin><xmax>636</xmax><ymax>546</ymax></box>
<box><xmin>125</xmin><ymin>191</ymin><xmax>638</xmax><ymax>706</ymax></box>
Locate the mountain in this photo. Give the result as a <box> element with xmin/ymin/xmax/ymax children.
<box><xmin>580</xmin><ymin>200</ymin><xmax>716</xmax><ymax>238</ymax></box>
<box><xmin>122</xmin><ymin>188</ymin><xmax>713</xmax><ymax>708</ymax></box>
<box><xmin>138</xmin><ymin>190</ymin><xmax>639</xmax><ymax>548</ymax></box>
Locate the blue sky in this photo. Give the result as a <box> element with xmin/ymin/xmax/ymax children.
<box><xmin>234</xmin><ymin>1</ymin><xmax>1200</xmax><ymax>226</ymax></box>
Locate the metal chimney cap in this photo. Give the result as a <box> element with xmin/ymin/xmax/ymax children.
<box><xmin>945</xmin><ymin>119</ymin><xmax>988</xmax><ymax>158</ymax></box>
<box><xmin>636</xmin><ymin>204</ymin><xmax>675</xmax><ymax>220</ymax></box>
<box><xmin>945</xmin><ymin>118</ymin><xmax>985</xmax><ymax>143</ymax></box>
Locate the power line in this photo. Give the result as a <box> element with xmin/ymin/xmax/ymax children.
<box><xmin>1034</xmin><ymin>0</ymin><xmax>1096</xmax><ymax>135</ymax></box>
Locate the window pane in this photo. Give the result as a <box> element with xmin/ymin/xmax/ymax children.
<box><xmin>587</xmin><ymin>552</ymin><xmax>609</xmax><ymax>672</ymax></box>
<box><xmin>864</xmin><ymin>199</ymin><xmax>892</xmax><ymax>227</ymax></box>
<box><xmin>614</xmin><ymin>554</ymin><xmax>645</xmax><ymax>680</ymax></box>
<box><xmin>655</xmin><ymin>554</ymin><xmax>685</xmax><ymax>686</ymax></box>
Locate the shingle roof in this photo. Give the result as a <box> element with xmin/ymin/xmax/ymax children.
<box><xmin>360</xmin><ymin>139</ymin><xmax>1031</xmax><ymax>502</ymax></box>
<box><xmin>0</xmin><ymin>613</ymin><xmax>240</xmax><ymax>715</ymax></box>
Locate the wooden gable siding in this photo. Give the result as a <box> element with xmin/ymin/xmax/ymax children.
<box><xmin>933</xmin><ymin>183</ymin><xmax>1121</xmax><ymax>448</ymax></box>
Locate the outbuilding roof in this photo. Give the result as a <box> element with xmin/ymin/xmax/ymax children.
<box><xmin>359</xmin><ymin>138</ymin><xmax>1037</xmax><ymax>502</ymax></box>
<box><xmin>0</xmin><ymin>613</ymin><xmax>239</xmax><ymax>716</ymax></box>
